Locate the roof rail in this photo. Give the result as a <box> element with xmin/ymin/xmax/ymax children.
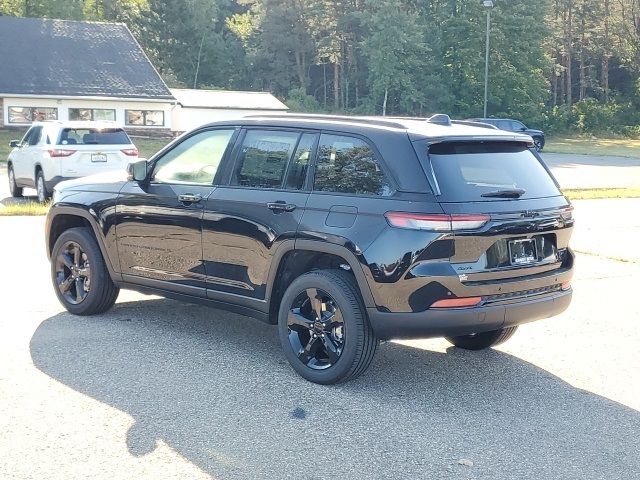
<box><xmin>451</xmin><ymin>120</ymin><xmax>499</xmax><ymax>130</ymax></box>
<box><xmin>246</xmin><ymin>113</ymin><xmax>407</xmax><ymax>129</ymax></box>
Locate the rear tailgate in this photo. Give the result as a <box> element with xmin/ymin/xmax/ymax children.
<box><xmin>415</xmin><ymin>139</ymin><xmax>574</xmax><ymax>288</ymax></box>
<box><xmin>56</xmin><ymin>127</ymin><xmax>137</xmax><ymax>177</ymax></box>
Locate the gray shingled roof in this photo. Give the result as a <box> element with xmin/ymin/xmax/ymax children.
<box><xmin>0</xmin><ymin>16</ymin><xmax>173</xmax><ymax>100</ymax></box>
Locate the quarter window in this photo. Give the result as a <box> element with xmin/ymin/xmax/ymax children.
<box><xmin>69</xmin><ymin>108</ymin><xmax>116</xmax><ymax>122</ymax></box>
<box><xmin>313</xmin><ymin>134</ymin><xmax>392</xmax><ymax>196</ymax></box>
<box><xmin>8</xmin><ymin>106</ymin><xmax>58</xmax><ymax>124</ymax></box>
<box><xmin>232</xmin><ymin>130</ymin><xmax>300</xmax><ymax>189</ymax></box>
<box><xmin>126</xmin><ymin>110</ymin><xmax>165</xmax><ymax>126</ymax></box>
<box><xmin>152</xmin><ymin>129</ymin><xmax>235</xmax><ymax>185</ymax></box>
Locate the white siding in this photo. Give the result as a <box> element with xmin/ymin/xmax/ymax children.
<box><xmin>172</xmin><ymin>107</ymin><xmax>287</xmax><ymax>132</ymax></box>
<box><xmin>2</xmin><ymin>97</ymin><xmax>173</xmax><ymax>129</ymax></box>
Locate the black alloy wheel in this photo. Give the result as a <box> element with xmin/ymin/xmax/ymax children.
<box><xmin>287</xmin><ymin>288</ymin><xmax>346</xmax><ymax>370</ymax></box>
<box><xmin>50</xmin><ymin>227</ymin><xmax>119</xmax><ymax>315</ymax></box>
<box><xmin>278</xmin><ymin>269</ymin><xmax>378</xmax><ymax>384</ymax></box>
<box><xmin>55</xmin><ymin>241</ymin><xmax>91</xmax><ymax>305</ymax></box>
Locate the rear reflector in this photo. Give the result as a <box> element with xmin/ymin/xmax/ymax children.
<box><xmin>385</xmin><ymin>212</ymin><xmax>489</xmax><ymax>231</ymax></box>
<box><xmin>431</xmin><ymin>297</ymin><xmax>482</xmax><ymax>308</ymax></box>
<box><xmin>121</xmin><ymin>148</ymin><xmax>139</xmax><ymax>157</ymax></box>
<box><xmin>48</xmin><ymin>149</ymin><xmax>76</xmax><ymax>158</ymax></box>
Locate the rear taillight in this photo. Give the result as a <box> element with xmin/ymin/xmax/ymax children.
<box><xmin>385</xmin><ymin>212</ymin><xmax>489</xmax><ymax>231</ymax></box>
<box><xmin>121</xmin><ymin>148</ymin><xmax>139</xmax><ymax>157</ymax></box>
<box><xmin>48</xmin><ymin>149</ymin><xmax>76</xmax><ymax>157</ymax></box>
<box><xmin>431</xmin><ymin>297</ymin><xmax>483</xmax><ymax>308</ymax></box>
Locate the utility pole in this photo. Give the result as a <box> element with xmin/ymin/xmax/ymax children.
<box><xmin>483</xmin><ymin>0</ymin><xmax>494</xmax><ymax>117</ymax></box>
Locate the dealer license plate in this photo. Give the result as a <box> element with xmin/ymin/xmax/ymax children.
<box><xmin>508</xmin><ymin>239</ymin><xmax>537</xmax><ymax>265</ymax></box>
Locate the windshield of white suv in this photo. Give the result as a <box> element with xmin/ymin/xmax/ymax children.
<box><xmin>57</xmin><ymin>128</ymin><xmax>131</xmax><ymax>146</ymax></box>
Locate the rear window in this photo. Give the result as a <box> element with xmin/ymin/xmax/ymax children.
<box><xmin>57</xmin><ymin>128</ymin><xmax>131</xmax><ymax>146</ymax></box>
<box><xmin>427</xmin><ymin>142</ymin><xmax>561</xmax><ymax>201</ymax></box>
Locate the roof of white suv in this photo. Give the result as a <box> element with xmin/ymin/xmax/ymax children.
<box><xmin>32</xmin><ymin>121</ymin><xmax>125</xmax><ymax>130</ymax></box>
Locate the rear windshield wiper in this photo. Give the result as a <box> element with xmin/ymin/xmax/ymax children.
<box><xmin>480</xmin><ymin>188</ymin><xmax>525</xmax><ymax>198</ymax></box>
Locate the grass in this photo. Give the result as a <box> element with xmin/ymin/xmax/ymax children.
<box><xmin>0</xmin><ymin>128</ymin><xmax>27</xmax><ymax>164</ymax></box>
<box><xmin>561</xmin><ymin>187</ymin><xmax>640</xmax><ymax>200</ymax></box>
<box><xmin>130</xmin><ymin>136</ymin><xmax>173</xmax><ymax>159</ymax></box>
<box><xmin>545</xmin><ymin>136</ymin><xmax>640</xmax><ymax>158</ymax></box>
<box><xmin>0</xmin><ymin>201</ymin><xmax>50</xmax><ymax>216</ymax></box>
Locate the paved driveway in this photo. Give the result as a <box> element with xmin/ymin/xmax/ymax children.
<box><xmin>0</xmin><ymin>200</ymin><xmax>638</xmax><ymax>480</ymax></box>
<box><xmin>541</xmin><ymin>153</ymin><xmax>640</xmax><ymax>189</ymax></box>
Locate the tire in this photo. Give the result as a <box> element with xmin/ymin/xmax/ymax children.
<box><xmin>36</xmin><ymin>170</ymin><xmax>49</xmax><ymax>203</ymax></box>
<box><xmin>445</xmin><ymin>326</ymin><xmax>518</xmax><ymax>351</ymax></box>
<box><xmin>533</xmin><ymin>137</ymin><xmax>544</xmax><ymax>152</ymax></box>
<box><xmin>8</xmin><ymin>164</ymin><xmax>23</xmax><ymax>197</ymax></box>
<box><xmin>278</xmin><ymin>269</ymin><xmax>378</xmax><ymax>384</ymax></box>
<box><xmin>51</xmin><ymin>227</ymin><xmax>119</xmax><ymax>316</ymax></box>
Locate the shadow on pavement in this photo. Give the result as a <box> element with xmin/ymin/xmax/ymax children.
<box><xmin>30</xmin><ymin>298</ymin><xmax>639</xmax><ymax>480</ymax></box>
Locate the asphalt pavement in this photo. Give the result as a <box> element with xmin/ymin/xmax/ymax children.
<box><xmin>0</xmin><ymin>202</ymin><xmax>639</xmax><ymax>479</ymax></box>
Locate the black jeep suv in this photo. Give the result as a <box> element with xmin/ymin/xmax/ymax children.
<box><xmin>46</xmin><ymin>114</ymin><xmax>574</xmax><ymax>384</ymax></box>
<box><xmin>471</xmin><ymin>118</ymin><xmax>546</xmax><ymax>151</ymax></box>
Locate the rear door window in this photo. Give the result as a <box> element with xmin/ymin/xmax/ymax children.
<box><xmin>427</xmin><ymin>142</ymin><xmax>561</xmax><ymax>202</ymax></box>
<box><xmin>57</xmin><ymin>128</ymin><xmax>131</xmax><ymax>145</ymax></box>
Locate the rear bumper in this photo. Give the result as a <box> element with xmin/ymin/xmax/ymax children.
<box><xmin>367</xmin><ymin>289</ymin><xmax>572</xmax><ymax>340</ymax></box>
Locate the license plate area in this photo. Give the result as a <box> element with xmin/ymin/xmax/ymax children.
<box><xmin>508</xmin><ymin>238</ymin><xmax>538</xmax><ymax>265</ymax></box>
<box><xmin>91</xmin><ymin>153</ymin><xmax>107</xmax><ymax>162</ymax></box>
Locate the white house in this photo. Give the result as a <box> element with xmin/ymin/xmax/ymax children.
<box><xmin>0</xmin><ymin>17</ymin><xmax>175</xmax><ymax>135</ymax></box>
<box><xmin>170</xmin><ymin>88</ymin><xmax>289</xmax><ymax>132</ymax></box>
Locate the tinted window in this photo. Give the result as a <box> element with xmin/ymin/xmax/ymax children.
<box><xmin>314</xmin><ymin>134</ymin><xmax>391</xmax><ymax>196</ymax></box>
<box><xmin>497</xmin><ymin>120</ymin><xmax>512</xmax><ymax>131</ymax></box>
<box><xmin>428</xmin><ymin>142</ymin><xmax>561</xmax><ymax>201</ymax></box>
<box><xmin>284</xmin><ymin>133</ymin><xmax>317</xmax><ymax>190</ymax></box>
<box><xmin>58</xmin><ymin>128</ymin><xmax>131</xmax><ymax>145</ymax></box>
<box><xmin>511</xmin><ymin>121</ymin><xmax>526</xmax><ymax>131</ymax></box>
<box><xmin>153</xmin><ymin>129</ymin><xmax>234</xmax><ymax>185</ymax></box>
<box><xmin>28</xmin><ymin>127</ymin><xmax>42</xmax><ymax>146</ymax></box>
<box><xmin>232</xmin><ymin>130</ymin><xmax>299</xmax><ymax>188</ymax></box>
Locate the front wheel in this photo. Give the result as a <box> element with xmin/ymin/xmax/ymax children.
<box><xmin>445</xmin><ymin>326</ymin><xmax>518</xmax><ymax>350</ymax></box>
<box><xmin>51</xmin><ymin>227</ymin><xmax>119</xmax><ymax>315</ymax></box>
<box><xmin>278</xmin><ymin>269</ymin><xmax>378</xmax><ymax>384</ymax></box>
<box><xmin>8</xmin><ymin>165</ymin><xmax>23</xmax><ymax>197</ymax></box>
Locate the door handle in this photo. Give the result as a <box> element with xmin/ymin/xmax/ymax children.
<box><xmin>178</xmin><ymin>193</ymin><xmax>202</xmax><ymax>204</ymax></box>
<box><xmin>267</xmin><ymin>201</ymin><xmax>296</xmax><ymax>212</ymax></box>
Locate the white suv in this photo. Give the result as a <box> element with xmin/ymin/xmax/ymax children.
<box><xmin>7</xmin><ymin>121</ymin><xmax>138</xmax><ymax>202</ymax></box>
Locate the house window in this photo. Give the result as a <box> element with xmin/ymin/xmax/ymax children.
<box><xmin>125</xmin><ymin>110</ymin><xmax>164</xmax><ymax>127</ymax></box>
<box><xmin>69</xmin><ymin>108</ymin><xmax>116</xmax><ymax>122</ymax></box>
<box><xmin>8</xmin><ymin>106</ymin><xmax>58</xmax><ymax>124</ymax></box>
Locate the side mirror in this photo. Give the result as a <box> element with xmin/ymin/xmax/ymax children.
<box><xmin>9</xmin><ymin>140</ymin><xmax>20</xmax><ymax>148</ymax></box>
<box><xmin>126</xmin><ymin>160</ymin><xmax>148</xmax><ymax>182</ymax></box>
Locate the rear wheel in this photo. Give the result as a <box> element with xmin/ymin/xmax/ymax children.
<box><xmin>8</xmin><ymin>165</ymin><xmax>23</xmax><ymax>197</ymax></box>
<box><xmin>533</xmin><ymin>137</ymin><xmax>544</xmax><ymax>151</ymax></box>
<box><xmin>446</xmin><ymin>326</ymin><xmax>518</xmax><ymax>350</ymax></box>
<box><xmin>36</xmin><ymin>170</ymin><xmax>49</xmax><ymax>203</ymax></box>
<box><xmin>51</xmin><ymin>227</ymin><xmax>119</xmax><ymax>315</ymax></box>
<box><xmin>278</xmin><ymin>269</ymin><xmax>378</xmax><ymax>384</ymax></box>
